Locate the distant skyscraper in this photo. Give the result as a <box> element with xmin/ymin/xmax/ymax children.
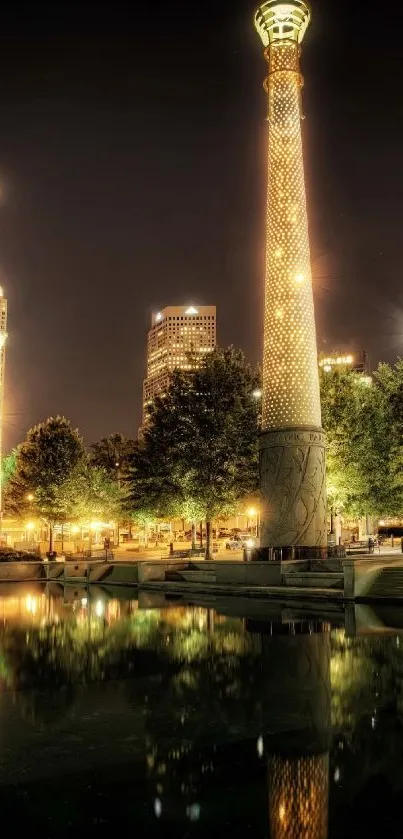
<box><xmin>319</xmin><ymin>350</ymin><xmax>370</xmax><ymax>375</ymax></box>
<box><xmin>254</xmin><ymin>0</ymin><xmax>327</xmax><ymax>557</ymax></box>
<box><xmin>0</xmin><ymin>287</ymin><xmax>8</xmax><ymax>518</ymax></box>
<box><xmin>142</xmin><ymin>305</ymin><xmax>216</xmax><ymax>426</ymax></box>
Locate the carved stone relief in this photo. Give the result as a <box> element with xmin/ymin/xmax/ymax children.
<box><xmin>259</xmin><ymin>426</ymin><xmax>327</xmax><ymax>548</ymax></box>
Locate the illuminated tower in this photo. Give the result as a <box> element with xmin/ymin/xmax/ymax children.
<box><xmin>0</xmin><ymin>288</ymin><xmax>7</xmax><ymax>521</ymax></box>
<box><xmin>254</xmin><ymin>0</ymin><xmax>327</xmax><ymax>557</ymax></box>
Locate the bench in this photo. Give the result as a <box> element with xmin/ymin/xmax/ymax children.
<box><xmin>170</xmin><ymin>546</ymin><xmax>218</xmax><ymax>559</ymax></box>
<box><xmin>345</xmin><ymin>541</ymin><xmax>374</xmax><ymax>555</ymax></box>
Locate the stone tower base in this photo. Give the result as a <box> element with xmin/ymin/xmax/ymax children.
<box><xmin>259</xmin><ymin>426</ymin><xmax>327</xmax><ymax>556</ymax></box>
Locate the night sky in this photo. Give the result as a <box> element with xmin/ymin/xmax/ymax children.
<box><xmin>0</xmin><ymin>0</ymin><xmax>402</xmax><ymax>450</ymax></box>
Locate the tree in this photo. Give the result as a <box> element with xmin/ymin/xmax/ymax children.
<box><xmin>320</xmin><ymin>362</ymin><xmax>403</xmax><ymax>521</ymax></box>
<box><xmin>90</xmin><ymin>434</ymin><xmax>136</xmax><ymax>481</ymax></box>
<box><xmin>128</xmin><ymin>347</ymin><xmax>260</xmax><ymax>559</ymax></box>
<box><xmin>320</xmin><ymin>368</ymin><xmax>370</xmax><ymax>518</ymax></box>
<box><xmin>90</xmin><ymin>433</ymin><xmax>137</xmax><ymax>543</ymax></box>
<box><xmin>369</xmin><ymin>361</ymin><xmax>403</xmax><ymax>516</ymax></box>
<box><xmin>5</xmin><ymin>416</ymin><xmax>84</xmax><ymax>552</ymax></box>
<box><xmin>62</xmin><ymin>461</ymin><xmax>127</xmax><ymax>528</ymax></box>
<box><xmin>1</xmin><ymin>450</ymin><xmax>16</xmax><ymax>498</ymax></box>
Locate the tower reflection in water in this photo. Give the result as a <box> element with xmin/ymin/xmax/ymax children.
<box><xmin>256</xmin><ymin>621</ymin><xmax>330</xmax><ymax>839</ymax></box>
<box><xmin>268</xmin><ymin>753</ymin><xmax>328</xmax><ymax>839</ymax></box>
<box><xmin>144</xmin><ymin>615</ymin><xmax>331</xmax><ymax>838</ymax></box>
<box><xmin>0</xmin><ymin>588</ymin><xmax>330</xmax><ymax>836</ymax></box>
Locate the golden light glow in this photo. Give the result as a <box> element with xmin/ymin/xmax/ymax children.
<box><xmin>319</xmin><ymin>355</ymin><xmax>354</xmax><ymax>368</ymax></box>
<box><xmin>25</xmin><ymin>594</ymin><xmax>38</xmax><ymax>614</ymax></box>
<box><xmin>268</xmin><ymin>754</ymin><xmax>329</xmax><ymax>839</ymax></box>
<box><xmin>247</xmin><ymin>507</ymin><xmax>257</xmax><ymax>517</ymax></box>
<box><xmin>25</xmin><ymin>522</ymin><xmax>35</xmax><ymax>531</ymax></box>
<box><xmin>90</xmin><ymin>521</ymin><xmax>113</xmax><ymax>530</ymax></box>
<box><xmin>254</xmin><ymin>1</ymin><xmax>311</xmax><ymax>46</ymax></box>
<box><xmin>255</xmin><ymin>1</ymin><xmax>321</xmax><ymax>431</ymax></box>
<box><xmin>26</xmin><ymin>493</ymin><xmax>34</xmax><ymax>502</ymax></box>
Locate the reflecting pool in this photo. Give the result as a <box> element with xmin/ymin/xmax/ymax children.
<box><xmin>0</xmin><ymin>584</ymin><xmax>402</xmax><ymax>837</ymax></box>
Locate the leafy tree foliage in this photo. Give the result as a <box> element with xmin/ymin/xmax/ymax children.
<box><xmin>1</xmin><ymin>450</ymin><xmax>16</xmax><ymax>496</ymax></box>
<box><xmin>5</xmin><ymin>416</ymin><xmax>84</xmax><ymax>550</ymax></box>
<box><xmin>128</xmin><ymin>347</ymin><xmax>260</xmax><ymax>558</ymax></box>
<box><xmin>56</xmin><ymin>461</ymin><xmax>127</xmax><ymax>526</ymax></box>
<box><xmin>320</xmin><ymin>361</ymin><xmax>403</xmax><ymax>518</ymax></box>
<box><xmin>89</xmin><ymin>433</ymin><xmax>136</xmax><ymax>479</ymax></box>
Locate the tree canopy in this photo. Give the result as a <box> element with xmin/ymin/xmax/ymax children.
<box><xmin>4</xmin><ymin>417</ymin><xmax>126</xmax><ymax>551</ymax></box>
<box><xmin>5</xmin><ymin>417</ymin><xmax>84</xmax><ymax>520</ymax></box>
<box><xmin>89</xmin><ymin>433</ymin><xmax>136</xmax><ymax>479</ymax></box>
<box><xmin>320</xmin><ymin>361</ymin><xmax>403</xmax><ymax>518</ymax></box>
<box><xmin>1</xmin><ymin>450</ymin><xmax>16</xmax><ymax>497</ymax></box>
<box><xmin>128</xmin><ymin>347</ymin><xmax>260</xmax><ymax>557</ymax></box>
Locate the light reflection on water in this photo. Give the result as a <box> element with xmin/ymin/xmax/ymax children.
<box><xmin>0</xmin><ymin>585</ymin><xmax>401</xmax><ymax>837</ymax></box>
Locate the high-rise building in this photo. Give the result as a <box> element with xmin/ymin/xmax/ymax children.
<box><xmin>254</xmin><ymin>1</ymin><xmax>327</xmax><ymax>557</ymax></box>
<box><xmin>319</xmin><ymin>350</ymin><xmax>370</xmax><ymax>375</ymax></box>
<box><xmin>142</xmin><ymin>305</ymin><xmax>216</xmax><ymax>426</ymax></box>
<box><xmin>0</xmin><ymin>287</ymin><xmax>8</xmax><ymax>518</ymax></box>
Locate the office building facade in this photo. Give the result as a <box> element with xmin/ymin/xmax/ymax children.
<box><xmin>142</xmin><ymin>305</ymin><xmax>216</xmax><ymax>426</ymax></box>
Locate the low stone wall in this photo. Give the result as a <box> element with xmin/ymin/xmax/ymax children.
<box><xmin>0</xmin><ymin>557</ymin><xmax>380</xmax><ymax>602</ymax></box>
<box><xmin>0</xmin><ymin>561</ymin><xmax>46</xmax><ymax>582</ymax></box>
<box><xmin>283</xmin><ymin>572</ymin><xmax>343</xmax><ymax>590</ymax></box>
<box><xmin>137</xmin><ymin>559</ymin><xmax>282</xmax><ymax>587</ymax></box>
<box><xmin>48</xmin><ymin>560</ymin><xmax>139</xmax><ymax>587</ymax></box>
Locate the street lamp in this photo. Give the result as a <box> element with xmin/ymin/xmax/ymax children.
<box><xmin>25</xmin><ymin>521</ymin><xmax>35</xmax><ymax>542</ymax></box>
<box><xmin>247</xmin><ymin>507</ymin><xmax>259</xmax><ymax>537</ymax></box>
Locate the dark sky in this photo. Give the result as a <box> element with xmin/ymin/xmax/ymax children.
<box><xmin>1</xmin><ymin>0</ymin><xmax>402</xmax><ymax>450</ymax></box>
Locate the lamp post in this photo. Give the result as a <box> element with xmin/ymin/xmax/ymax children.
<box><xmin>115</xmin><ymin>460</ymin><xmax>121</xmax><ymax>546</ymax></box>
<box><xmin>247</xmin><ymin>507</ymin><xmax>259</xmax><ymax>538</ymax></box>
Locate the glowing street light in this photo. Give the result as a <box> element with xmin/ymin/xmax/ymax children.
<box><xmin>247</xmin><ymin>506</ymin><xmax>260</xmax><ymax>537</ymax></box>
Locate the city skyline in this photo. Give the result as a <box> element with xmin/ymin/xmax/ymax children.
<box><xmin>0</xmin><ymin>0</ymin><xmax>402</xmax><ymax>449</ymax></box>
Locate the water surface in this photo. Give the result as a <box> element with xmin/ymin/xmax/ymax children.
<box><xmin>0</xmin><ymin>583</ymin><xmax>401</xmax><ymax>837</ymax></box>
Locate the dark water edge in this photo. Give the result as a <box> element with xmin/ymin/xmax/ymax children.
<box><xmin>0</xmin><ymin>584</ymin><xmax>402</xmax><ymax>837</ymax></box>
